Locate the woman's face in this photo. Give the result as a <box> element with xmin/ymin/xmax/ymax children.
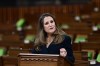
<box><xmin>43</xmin><ymin>16</ymin><xmax>56</xmax><ymax>35</ymax></box>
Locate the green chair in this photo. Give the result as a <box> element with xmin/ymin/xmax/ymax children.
<box><xmin>74</xmin><ymin>35</ymin><xmax>87</xmax><ymax>43</ymax></box>
<box><xmin>25</xmin><ymin>35</ymin><xmax>35</xmax><ymax>42</ymax></box>
<box><xmin>16</xmin><ymin>18</ymin><xmax>25</xmax><ymax>28</ymax></box>
<box><xmin>0</xmin><ymin>48</ymin><xmax>5</xmax><ymax>56</ymax></box>
<box><xmin>96</xmin><ymin>24</ymin><xmax>100</xmax><ymax>29</ymax></box>
<box><xmin>82</xmin><ymin>50</ymin><xmax>95</xmax><ymax>61</ymax></box>
<box><xmin>96</xmin><ymin>53</ymin><xmax>100</xmax><ymax>62</ymax></box>
<box><xmin>88</xmin><ymin>52</ymin><xmax>93</xmax><ymax>60</ymax></box>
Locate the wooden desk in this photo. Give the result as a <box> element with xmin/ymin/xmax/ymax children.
<box><xmin>75</xmin><ymin>60</ymin><xmax>89</xmax><ymax>66</ymax></box>
<box><xmin>2</xmin><ymin>55</ymin><xmax>18</xmax><ymax>66</ymax></box>
<box><xmin>73</xmin><ymin>51</ymin><xmax>89</xmax><ymax>66</ymax></box>
<box><xmin>18</xmin><ymin>53</ymin><xmax>71</xmax><ymax>66</ymax></box>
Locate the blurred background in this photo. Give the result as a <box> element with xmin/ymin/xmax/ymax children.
<box><xmin>0</xmin><ymin>0</ymin><xmax>100</xmax><ymax>66</ymax></box>
<box><xmin>0</xmin><ymin>0</ymin><xmax>91</xmax><ymax>6</ymax></box>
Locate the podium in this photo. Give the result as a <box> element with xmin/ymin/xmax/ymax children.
<box><xmin>18</xmin><ymin>53</ymin><xmax>71</xmax><ymax>66</ymax></box>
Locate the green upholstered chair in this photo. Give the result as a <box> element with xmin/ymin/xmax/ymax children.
<box><xmin>82</xmin><ymin>50</ymin><xmax>95</xmax><ymax>61</ymax></box>
<box><xmin>74</xmin><ymin>35</ymin><xmax>87</xmax><ymax>43</ymax></box>
<box><xmin>16</xmin><ymin>18</ymin><xmax>25</xmax><ymax>28</ymax></box>
<box><xmin>88</xmin><ymin>52</ymin><xmax>93</xmax><ymax>60</ymax></box>
<box><xmin>96</xmin><ymin>24</ymin><xmax>100</xmax><ymax>29</ymax></box>
<box><xmin>96</xmin><ymin>53</ymin><xmax>100</xmax><ymax>62</ymax></box>
<box><xmin>0</xmin><ymin>48</ymin><xmax>6</xmax><ymax>56</ymax></box>
<box><xmin>25</xmin><ymin>35</ymin><xmax>35</xmax><ymax>42</ymax></box>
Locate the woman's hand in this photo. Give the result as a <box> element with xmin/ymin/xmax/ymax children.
<box><xmin>60</xmin><ymin>48</ymin><xmax>67</xmax><ymax>57</ymax></box>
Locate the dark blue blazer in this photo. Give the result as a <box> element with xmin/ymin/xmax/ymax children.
<box><xmin>31</xmin><ymin>35</ymin><xmax>75</xmax><ymax>63</ymax></box>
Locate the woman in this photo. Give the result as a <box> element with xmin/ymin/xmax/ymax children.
<box><xmin>32</xmin><ymin>13</ymin><xmax>75</xmax><ymax>65</ymax></box>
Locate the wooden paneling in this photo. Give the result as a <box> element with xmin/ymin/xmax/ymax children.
<box><xmin>0</xmin><ymin>5</ymin><xmax>81</xmax><ymax>24</ymax></box>
<box><xmin>80</xmin><ymin>42</ymin><xmax>100</xmax><ymax>50</ymax></box>
<box><xmin>2</xmin><ymin>56</ymin><xmax>18</xmax><ymax>66</ymax></box>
